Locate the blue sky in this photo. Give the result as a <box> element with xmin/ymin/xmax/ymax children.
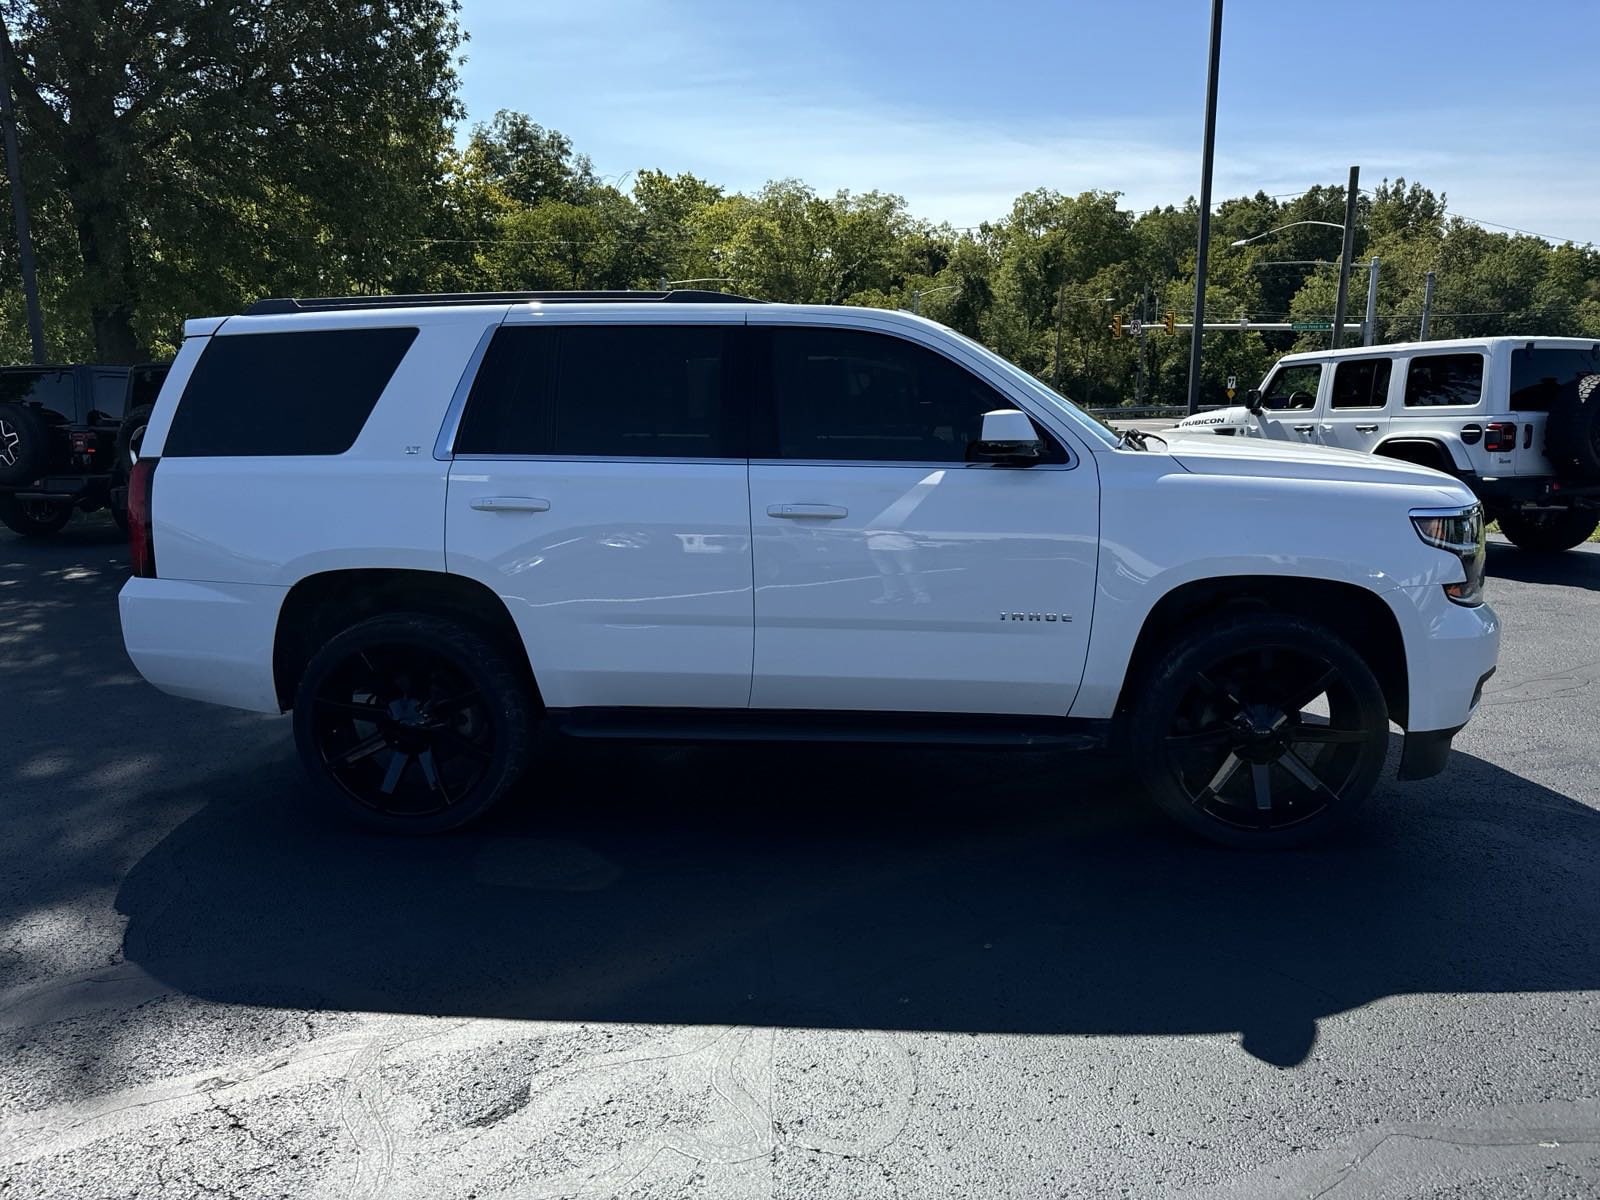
<box><xmin>455</xmin><ymin>0</ymin><xmax>1600</xmax><ymax>244</ymax></box>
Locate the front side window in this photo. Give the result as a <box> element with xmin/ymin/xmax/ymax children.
<box><xmin>765</xmin><ymin>326</ymin><xmax>1058</xmax><ymax>463</ymax></box>
<box><xmin>455</xmin><ymin>324</ymin><xmax>738</xmax><ymax>458</ymax></box>
<box><xmin>1329</xmin><ymin>358</ymin><xmax>1392</xmax><ymax>410</ymax></box>
<box><xmin>1260</xmin><ymin>364</ymin><xmax>1322</xmax><ymax>411</ymax></box>
<box><xmin>1404</xmin><ymin>353</ymin><xmax>1484</xmax><ymax>407</ymax></box>
<box><xmin>1510</xmin><ymin>346</ymin><xmax>1600</xmax><ymax>412</ymax></box>
<box><xmin>164</xmin><ymin>328</ymin><xmax>417</xmax><ymax>456</ymax></box>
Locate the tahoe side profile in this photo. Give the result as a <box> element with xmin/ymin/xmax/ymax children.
<box><xmin>119</xmin><ymin>292</ymin><xmax>1500</xmax><ymax>847</ymax></box>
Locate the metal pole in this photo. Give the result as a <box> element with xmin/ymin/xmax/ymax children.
<box><xmin>1330</xmin><ymin>164</ymin><xmax>1358</xmax><ymax>350</ymax></box>
<box><xmin>1051</xmin><ymin>279</ymin><xmax>1066</xmax><ymax>390</ymax></box>
<box><xmin>0</xmin><ymin>17</ymin><xmax>45</xmax><ymax>364</ymax></box>
<box><xmin>1186</xmin><ymin>0</ymin><xmax>1224</xmax><ymax>415</ymax></box>
<box><xmin>1362</xmin><ymin>256</ymin><xmax>1380</xmax><ymax>346</ymax></box>
<box><xmin>912</xmin><ymin>289</ymin><xmax>922</xmax><ymax>315</ymax></box>
<box><xmin>1135</xmin><ymin>285</ymin><xmax>1148</xmax><ymax>403</ymax></box>
<box><xmin>1419</xmin><ymin>270</ymin><xmax>1435</xmax><ymax>340</ymax></box>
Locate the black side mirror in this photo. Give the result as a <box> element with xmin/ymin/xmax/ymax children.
<box><xmin>1244</xmin><ymin>388</ymin><xmax>1264</xmax><ymax>415</ymax></box>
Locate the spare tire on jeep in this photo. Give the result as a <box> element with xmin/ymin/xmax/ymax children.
<box><xmin>1546</xmin><ymin>373</ymin><xmax>1600</xmax><ymax>479</ymax></box>
<box><xmin>0</xmin><ymin>403</ymin><xmax>52</xmax><ymax>486</ymax></box>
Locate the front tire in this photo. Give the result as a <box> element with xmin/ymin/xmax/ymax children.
<box><xmin>1128</xmin><ymin>613</ymin><xmax>1390</xmax><ymax>849</ymax></box>
<box><xmin>291</xmin><ymin>613</ymin><xmax>534</xmax><ymax>834</ymax></box>
<box><xmin>0</xmin><ymin>494</ymin><xmax>74</xmax><ymax>537</ymax></box>
<box><xmin>1496</xmin><ymin>507</ymin><xmax>1599</xmax><ymax>554</ymax></box>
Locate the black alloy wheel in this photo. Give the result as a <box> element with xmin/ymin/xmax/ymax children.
<box><xmin>1130</xmin><ymin>613</ymin><xmax>1389</xmax><ymax>848</ymax></box>
<box><xmin>0</xmin><ymin>493</ymin><xmax>74</xmax><ymax>537</ymax></box>
<box><xmin>292</xmin><ymin>614</ymin><xmax>533</xmax><ymax>833</ymax></box>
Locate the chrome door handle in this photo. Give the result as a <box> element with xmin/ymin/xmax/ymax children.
<box><xmin>767</xmin><ymin>504</ymin><xmax>848</xmax><ymax>519</ymax></box>
<box><xmin>1354</xmin><ymin>424</ymin><xmax>1379</xmax><ymax>433</ymax></box>
<box><xmin>470</xmin><ymin>496</ymin><xmax>550</xmax><ymax>513</ymax></box>
<box><xmin>1291</xmin><ymin>424</ymin><xmax>1314</xmax><ymax>434</ymax></box>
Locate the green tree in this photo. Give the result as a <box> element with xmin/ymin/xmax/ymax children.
<box><xmin>2</xmin><ymin>0</ymin><xmax>464</xmax><ymax>360</ymax></box>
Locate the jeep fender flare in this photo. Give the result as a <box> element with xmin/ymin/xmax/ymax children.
<box><xmin>1373</xmin><ymin>436</ymin><xmax>1468</xmax><ymax>475</ymax></box>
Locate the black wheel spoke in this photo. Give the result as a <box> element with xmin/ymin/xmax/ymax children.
<box><xmin>1165</xmin><ymin>727</ymin><xmax>1236</xmax><ymax>753</ymax></box>
<box><xmin>435</xmin><ymin>726</ymin><xmax>492</xmax><ymax>761</ymax></box>
<box><xmin>1278</xmin><ymin>749</ymin><xmax>1341</xmax><ymax>802</ymax></box>
<box><xmin>379</xmin><ymin>751</ymin><xmax>411</xmax><ymax>795</ymax></box>
<box><xmin>1204</xmin><ymin>752</ymin><xmax>1244</xmax><ymax>796</ymax></box>
<box><xmin>1284</xmin><ymin>666</ymin><xmax>1338</xmax><ymax>713</ymax></box>
<box><xmin>416</xmin><ymin>749</ymin><xmax>453</xmax><ymax>805</ymax></box>
<box><xmin>424</xmin><ymin>690</ymin><xmax>481</xmax><ymax>717</ymax></box>
<box><xmin>316</xmin><ymin>698</ymin><xmax>388</xmax><ymax>720</ymax></box>
<box><xmin>1287</xmin><ymin>722</ymin><xmax>1368</xmax><ymax>745</ymax></box>
<box><xmin>1193</xmin><ymin>672</ymin><xmax>1243</xmax><ymax>713</ymax></box>
<box><xmin>331</xmin><ymin>732</ymin><xmax>388</xmax><ymax>768</ymax></box>
<box><xmin>1251</xmin><ymin>762</ymin><xmax>1273</xmax><ymax>820</ymax></box>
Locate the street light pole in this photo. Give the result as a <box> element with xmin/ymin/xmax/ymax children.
<box><xmin>1419</xmin><ymin>269</ymin><xmax>1436</xmax><ymax>340</ymax></box>
<box><xmin>1186</xmin><ymin>0</ymin><xmax>1224</xmax><ymax>416</ymax></box>
<box><xmin>1330</xmin><ymin>165</ymin><xmax>1359</xmax><ymax>350</ymax></box>
<box><xmin>1362</xmin><ymin>257</ymin><xmax>1381</xmax><ymax>346</ymax></box>
<box><xmin>0</xmin><ymin>15</ymin><xmax>45</xmax><ymax>364</ymax></box>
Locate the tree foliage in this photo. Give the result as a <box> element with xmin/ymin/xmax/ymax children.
<box><xmin>2</xmin><ymin>10</ymin><xmax>1597</xmax><ymax>409</ymax></box>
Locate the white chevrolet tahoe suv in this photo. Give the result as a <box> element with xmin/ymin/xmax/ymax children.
<box><xmin>1170</xmin><ymin>337</ymin><xmax>1600</xmax><ymax>552</ymax></box>
<box><xmin>119</xmin><ymin>291</ymin><xmax>1500</xmax><ymax>848</ymax></box>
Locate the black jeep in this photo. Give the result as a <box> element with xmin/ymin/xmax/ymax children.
<box><xmin>0</xmin><ymin>363</ymin><xmax>168</xmax><ymax>537</ymax></box>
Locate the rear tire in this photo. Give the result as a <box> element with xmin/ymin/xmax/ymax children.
<box><xmin>0</xmin><ymin>493</ymin><xmax>74</xmax><ymax>537</ymax></box>
<box><xmin>0</xmin><ymin>403</ymin><xmax>53</xmax><ymax>487</ymax></box>
<box><xmin>291</xmin><ymin>613</ymin><xmax>534</xmax><ymax>834</ymax></box>
<box><xmin>115</xmin><ymin>404</ymin><xmax>153</xmax><ymax>472</ymax></box>
<box><xmin>1546</xmin><ymin>373</ymin><xmax>1600</xmax><ymax>480</ymax></box>
<box><xmin>1496</xmin><ymin>507</ymin><xmax>1599</xmax><ymax>553</ymax></box>
<box><xmin>1127</xmin><ymin>612</ymin><xmax>1390</xmax><ymax>849</ymax></box>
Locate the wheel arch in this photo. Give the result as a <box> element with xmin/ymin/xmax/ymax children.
<box><xmin>272</xmin><ymin>568</ymin><xmax>540</xmax><ymax>711</ymax></box>
<box><xmin>1112</xmin><ymin>575</ymin><xmax>1409</xmax><ymax>731</ymax></box>
<box><xmin>1374</xmin><ymin>436</ymin><xmax>1466</xmax><ymax>474</ymax></box>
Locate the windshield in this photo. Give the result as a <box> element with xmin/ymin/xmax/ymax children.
<box><xmin>943</xmin><ymin>327</ymin><xmax>1122</xmax><ymax>448</ymax></box>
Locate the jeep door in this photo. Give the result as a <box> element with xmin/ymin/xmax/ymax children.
<box><xmin>1255</xmin><ymin>361</ymin><xmax>1325</xmax><ymax>445</ymax></box>
<box><xmin>443</xmin><ymin>316</ymin><xmax>754</xmax><ymax>709</ymax></box>
<box><xmin>1318</xmin><ymin>356</ymin><xmax>1393</xmax><ymax>453</ymax></box>
<box><xmin>743</xmin><ymin>317</ymin><xmax>1098</xmax><ymax>715</ymax></box>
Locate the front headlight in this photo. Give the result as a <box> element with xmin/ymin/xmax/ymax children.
<box><xmin>1411</xmin><ymin>504</ymin><xmax>1486</xmax><ymax>606</ymax></box>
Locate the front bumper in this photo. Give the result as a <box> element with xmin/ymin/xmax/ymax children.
<box><xmin>1386</xmin><ymin>583</ymin><xmax>1500</xmax><ymax>779</ymax></box>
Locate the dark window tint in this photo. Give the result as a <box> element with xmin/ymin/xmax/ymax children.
<box><xmin>455</xmin><ymin>325</ymin><xmax>737</xmax><ymax>458</ymax></box>
<box><xmin>1510</xmin><ymin>346</ymin><xmax>1600</xmax><ymax>412</ymax></box>
<box><xmin>164</xmin><ymin>329</ymin><xmax>416</xmax><ymax>456</ymax></box>
<box><xmin>766</xmin><ymin>327</ymin><xmax>1047</xmax><ymax>463</ymax></box>
<box><xmin>0</xmin><ymin>369</ymin><xmax>74</xmax><ymax>416</ymax></box>
<box><xmin>1329</xmin><ymin>358</ymin><xmax>1392</xmax><ymax>409</ymax></box>
<box><xmin>1260</xmin><ymin>363</ymin><xmax>1322</xmax><ymax>410</ymax></box>
<box><xmin>91</xmin><ymin>370</ymin><xmax>130</xmax><ymax>423</ymax></box>
<box><xmin>129</xmin><ymin>364</ymin><xmax>170</xmax><ymax>410</ymax></box>
<box><xmin>1404</xmin><ymin>353</ymin><xmax>1483</xmax><ymax>407</ymax></box>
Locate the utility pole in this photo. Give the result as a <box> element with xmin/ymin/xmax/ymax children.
<box><xmin>1419</xmin><ymin>270</ymin><xmax>1435</xmax><ymax>340</ymax></box>
<box><xmin>1186</xmin><ymin>0</ymin><xmax>1224</xmax><ymax>415</ymax></box>
<box><xmin>1051</xmin><ymin>279</ymin><xmax>1067</xmax><ymax>390</ymax></box>
<box><xmin>0</xmin><ymin>15</ymin><xmax>45</xmax><ymax>364</ymax></box>
<box><xmin>1330</xmin><ymin>164</ymin><xmax>1359</xmax><ymax>350</ymax></box>
<box><xmin>1135</xmin><ymin>285</ymin><xmax>1149</xmax><ymax>403</ymax></box>
<box><xmin>1362</xmin><ymin>257</ymin><xmax>1380</xmax><ymax>346</ymax></box>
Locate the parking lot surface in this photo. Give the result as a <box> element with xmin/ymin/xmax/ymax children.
<box><xmin>3</xmin><ymin>520</ymin><xmax>1598</xmax><ymax>1199</ymax></box>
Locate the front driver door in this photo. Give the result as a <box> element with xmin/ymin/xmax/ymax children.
<box><xmin>745</xmin><ymin>320</ymin><xmax>1099</xmax><ymax>716</ymax></box>
<box><xmin>1256</xmin><ymin>362</ymin><xmax>1324</xmax><ymax>445</ymax></box>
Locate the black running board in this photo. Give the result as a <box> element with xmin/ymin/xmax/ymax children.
<box><xmin>545</xmin><ymin>708</ymin><xmax>1107</xmax><ymax>750</ymax></box>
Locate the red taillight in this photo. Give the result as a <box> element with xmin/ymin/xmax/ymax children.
<box><xmin>1484</xmin><ymin>421</ymin><xmax>1517</xmax><ymax>453</ymax></box>
<box><xmin>128</xmin><ymin>457</ymin><xmax>158</xmax><ymax>577</ymax></box>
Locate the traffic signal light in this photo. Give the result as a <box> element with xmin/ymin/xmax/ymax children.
<box><xmin>1164</xmin><ymin>311</ymin><xmax>1176</xmax><ymax>335</ymax></box>
<box><xmin>1112</xmin><ymin>314</ymin><xmax>1123</xmax><ymax>339</ymax></box>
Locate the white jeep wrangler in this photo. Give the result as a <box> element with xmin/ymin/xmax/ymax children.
<box><xmin>1170</xmin><ymin>337</ymin><xmax>1600</xmax><ymax>552</ymax></box>
<box><xmin>119</xmin><ymin>291</ymin><xmax>1500</xmax><ymax>847</ymax></box>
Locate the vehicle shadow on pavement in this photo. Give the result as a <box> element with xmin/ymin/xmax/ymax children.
<box><xmin>116</xmin><ymin>733</ymin><xmax>1600</xmax><ymax>1069</ymax></box>
<box><xmin>1487</xmin><ymin>539</ymin><xmax>1600</xmax><ymax>592</ymax></box>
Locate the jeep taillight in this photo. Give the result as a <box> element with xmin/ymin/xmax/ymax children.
<box><xmin>128</xmin><ymin>456</ymin><xmax>158</xmax><ymax>577</ymax></box>
<box><xmin>1484</xmin><ymin>422</ymin><xmax>1517</xmax><ymax>453</ymax></box>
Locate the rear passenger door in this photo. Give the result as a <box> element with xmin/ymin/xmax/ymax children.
<box><xmin>443</xmin><ymin>317</ymin><xmax>755</xmax><ymax>710</ymax></box>
<box><xmin>1318</xmin><ymin>356</ymin><xmax>1392</xmax><ymax>453</ymax></box>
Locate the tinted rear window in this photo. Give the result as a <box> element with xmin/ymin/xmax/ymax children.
<box><xmin>0</xmin><ymin>369</ymin><xmax>74</xmax><ymax>415</ymax></box>
<box><xmin>163</xmin><ymin>328</ymin><xmax>416</xmax><ymax>457</ymax></box>
<box><xmin>1510</xmin><ymin>346</ymin><xmax>1600</xmax><ymax>412</ymax></box>
<box><xmin>1404</xmin><ymin>353</ymin><xmax>1484</xmax><ymax>407</ymax></box>
<box><xmin>455</xmin><ymin>324</ymin><xmax>738</xmax><ymax>458</ymax></box>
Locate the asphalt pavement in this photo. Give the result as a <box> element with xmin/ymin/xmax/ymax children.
<box><xmin>2</xmin><ymin>517</ymin><xmax>1598</xmax><ymax>1198</ymax></box>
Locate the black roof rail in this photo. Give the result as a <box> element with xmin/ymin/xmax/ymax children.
<box><xmin>242</xmin><ymin>289</ymin><xmax>761</xmax><ymax>316</ymax></box>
